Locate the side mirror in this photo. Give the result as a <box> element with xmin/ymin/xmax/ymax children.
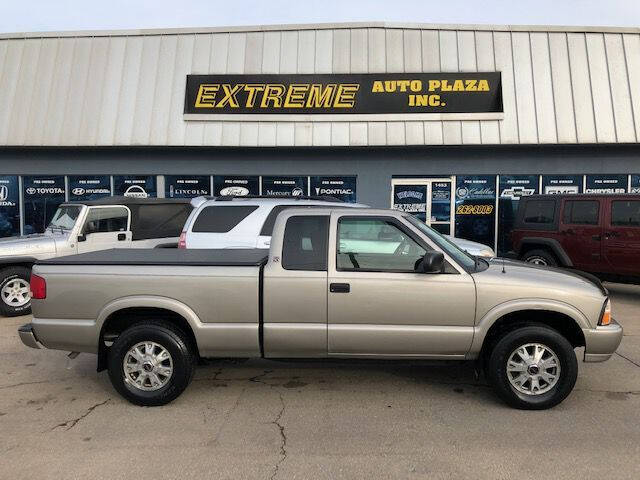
<box><xmin>418</xmin><ymin>251</ymin><xmax>444</xmax><ymax>273</ymax></box>
<box><xmin>77</xmin><ymin>234</ymin><xmax>86</xmax><ymax>242</ymax></box>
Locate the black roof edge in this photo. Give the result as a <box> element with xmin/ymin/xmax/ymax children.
<box><xmin>63</xmin><ymin>196</ymin><xmax>192</xmax><ymax>206</ymax></box>
<box><xmin>205</xmin><ymin>195</ymin><xmax>344</xmax><ymax>202</ymax></box>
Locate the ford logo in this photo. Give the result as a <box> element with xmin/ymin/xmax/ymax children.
<box><xmin>220</xmin><ymin>186</ymin><xmax>249</xmax><ymax>196</ymax></box>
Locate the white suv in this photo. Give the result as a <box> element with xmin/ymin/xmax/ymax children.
<box><xmin>179</xmin><ymin>196</ymin><xmax>495</xmax><ymax>257</ymax></box>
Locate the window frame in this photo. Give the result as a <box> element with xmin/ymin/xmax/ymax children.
<box><xmin>562</xmin><ymin>199</ymin><xmax>600</xmax><ymax>226</ymax></box>
<box><xmin>82</xmin><ymin>205</ymin><xmax>131</xmax><ymax>235</ymax></box>
<box><xmin>281</xmin><ymin>214</ymin><xmax>330</xmax><ymax>272</ymax></box>
<box><xmin>611</xmin><ymin>200</ymin><xmax>640</xmax><ymax>227</ymax></box>
<box><xmin>191</xmin><ymin>205</ymin><xmax>259</xmax><ymax>233</ymax></box>
<box><xmin>335</xmin><ymin>215</ymin><xmax>437</xmax><ymax>274</ymax></box>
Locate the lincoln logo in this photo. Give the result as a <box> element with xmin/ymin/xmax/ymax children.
<box><xmin>0</xmin><ymin>185</ymin><xmax>8</xmax><ymax>201</ymax></box>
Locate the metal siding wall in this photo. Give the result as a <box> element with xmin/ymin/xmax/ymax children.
<box><xmin>623</xmin><ymin>34</ymin><xmax>640</xmax><ymax>142</ymax></box>
<box><xmin>0</xmin><ymin>26</ymin><xmax>638</xmax><ymax>147</ymax></box>
<box><xmin>548</xmin><ymin>33</ymin><xmax>577</xmax><ymax>143</ymax></box>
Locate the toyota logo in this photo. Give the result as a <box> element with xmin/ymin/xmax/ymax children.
<box><xmin>26</xmin><ymin>187</ymin><xmax>36</xmax><ymax>195</ymax></box>
<box><xmin>0</xmin><ymin>185</ymin><xmax>8</xmax><ymax>201</ymax></box>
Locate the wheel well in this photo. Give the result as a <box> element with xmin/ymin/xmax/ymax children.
<box><xmin>97</xmin><ymin>307</ymin><xmax>199</xmax><ymax>371</ymax></box>
<box><xmin>480</xmin><ymin>309</ymin><xmax>586</xmax><ymax>360</ymax></box>
<box><xmin>520</xmin><ymin>243</ymin><xmax>555</xmax><ymax>259</ymax></box>
<box><xmin>0</xmin><ymin>263</ymin><xmax>34</xmax><ymax>272</ymax></box>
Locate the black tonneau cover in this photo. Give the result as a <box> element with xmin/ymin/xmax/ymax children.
<box><xmin>37</xmin><ymin>249</ymin><xmax>268</xmax><ymax>267</ymax></box>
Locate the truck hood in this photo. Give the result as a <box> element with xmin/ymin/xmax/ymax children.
<box><xmin>0</xmin><ymin>233</ymin><xmax>58</xmax><ymax>258</ymax></box>
<box><xmin>478</xmin><ymin>257</ymin><xmax>606</xmax><ymax>299</ymax></box>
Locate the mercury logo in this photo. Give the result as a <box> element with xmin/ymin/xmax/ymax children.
<box><xmin>291</xmin><ymin>187</ymin><xmax>304</xmax><ymax>196</ymax></box>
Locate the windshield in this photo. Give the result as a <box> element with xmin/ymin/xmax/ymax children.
<box><xmin>48</xmin><ymin>205</ymin><xmax>82</xmax><ymax>231</ymax></box>
<box><xmin>403</xmin><ymin>214</ymin><xmax>478</xmax><ymax>270</ymax></box>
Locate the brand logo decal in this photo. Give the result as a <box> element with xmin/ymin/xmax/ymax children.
<box><xmin>124</xmin><ymin>185</ymin><xmax>148</xmax><ymax>198</ymax></box>
<box><xmin>500</xmin><ymin>186</ymin><xmax>535</xmax><ymax>199</ymax></box>
<box><xmin>220</xmin><ymin>186</ymin><xmax>250</xmax><ymax>196</ymax></box>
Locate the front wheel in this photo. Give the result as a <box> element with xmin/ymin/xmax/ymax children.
<box><xmin>0</xmin><ymin>266</ymin><xmax>32</xmax><ymax>317</ymax></box>
<box><xmin>522</xmin><ymin>249</ymin><xmax>557</xmax><ymax>267</ymax></box>
<box><xmin>486</xmin><ymin>325</ymin><xmax>578</xmax><ymax>409</ymax></box>
<box><xmin>107</xmin><ymin>320</ymin><xmax>196</xmax><ymax>406</ymax></box>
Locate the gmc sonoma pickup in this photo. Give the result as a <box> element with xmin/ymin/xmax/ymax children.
<box><xmin>19</xmin><ymin>208</ymin><xmax>623</xmax><ymax>409</ymax></box>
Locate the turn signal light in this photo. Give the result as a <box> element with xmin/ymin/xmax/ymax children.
<box><xmin>600</xmin><ymin>299</ymin><xmax>612</xmax><ymax>326</ymax></box>
<box><xmin>178</xmin><ymin>232</ymin><xmax>187</xmax><ymax>249</ymax></box>
<box><xmin>30</xmin><ymin>274</ymin><xmax>46</xmax><ymax>300</ymax></box>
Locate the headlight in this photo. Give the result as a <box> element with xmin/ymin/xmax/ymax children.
<box><xmin>599</xmin><ymin>298</ymin><xmax>612</xmax><ymax>326</ymax></box>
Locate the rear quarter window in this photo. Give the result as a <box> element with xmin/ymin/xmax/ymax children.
<box><xmin>192</xmin><ymin>205</ymin><xmax>258</xmax><ymax>233</ymax></box>
<box><xmin>523</xmin><ymin>200</ymin><xmax>556</xmax><ymax>224</ymax></box>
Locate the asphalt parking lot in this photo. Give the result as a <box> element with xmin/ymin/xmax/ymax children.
<box><xmin>1</xmin><ymin>283</ymin><xmax>639</xmax><ymax>480</ymax></box>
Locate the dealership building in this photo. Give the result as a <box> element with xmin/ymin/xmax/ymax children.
<box><xmin>0</xmin><ymin>21</ymin><xmax>639</xmax><ymax>253</ymax></box>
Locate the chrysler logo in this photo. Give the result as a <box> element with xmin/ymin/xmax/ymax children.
<box><xmin>0</xmin><ymin>185</ymin><xmax>8</xmax><ymax>201</ymax></box>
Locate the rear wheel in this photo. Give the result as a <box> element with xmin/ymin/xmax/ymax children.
<box><xmin>0</xmin><ymin>266</ymin><xmax>32</xmax><ymax>317</ymax></box>
<box><xmin>107</xmin><ymin>320</ymin><xmax>196</xmax><ymax>406</ymax></box>
<box><xmin>522</xmin><ymin>249</ymin><xmax>558</xmax><ymax>267</ymax></box>
<box><xmin>486</xmin><ymin>325</ymin><xmax>578</xmax><ymax>409</ymax></box>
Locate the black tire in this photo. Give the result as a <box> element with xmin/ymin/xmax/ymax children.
<box><xmin>0</xmin><ymin>266</ymin><xmax>32</xmax><ymax>317</ymax></box>
<box><xmin>486</xmin><ymin>324</ymin><xmax>578</xmax><ymax>410</ymax></box>
<box><xmin>107</xmin><ymin>320</ymin><xmax>196</xmax><ymax>406</ymax></box>
<box><xmin>522</xmin><ymin>248</ymin><xmax>558</xmax><ymax>267</ymax></box>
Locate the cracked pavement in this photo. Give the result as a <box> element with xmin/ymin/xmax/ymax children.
<box><xmin>1</xmin><ymin>282</ymin><xmax>639</xmax><ymax>479</ymax></box>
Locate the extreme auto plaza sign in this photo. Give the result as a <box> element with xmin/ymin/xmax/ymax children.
<box><xmin>184</xmin><ymin>73</ymin><xmax>503</xmax><ymax>121</ymax></box>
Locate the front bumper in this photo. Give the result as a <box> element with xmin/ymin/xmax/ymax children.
<box><xmin>18</xmin><ymin>323</ymin><xmax>43</xmax><ymax>349</ymax></box>
<box><xmin>582</xmin><ymin>319</ymin><xmax>623</xmax><ymax>362</ymax></box>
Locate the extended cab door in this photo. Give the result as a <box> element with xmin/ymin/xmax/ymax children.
<box><xmin>262</xmin><ymin>212</ymin><xmax>329</xmax><ymax>357</ymax></box>
<box><xmin>77</xmin><ymin>206</ymin><xmax>132</xmax><ymax>253</ymax></box>
<box><xmin>327</xmin><ymin>213</ymin><xmax>476</xmax><ymax>358</ymax></box>
<box><xmin>558</xmin><ymin>199</ymin><xmax>603</xmax><ymax>272</ymax></box>
<box><xmin>603</xmin><ymin>198</ymin><xmax>640</xmax><ymax>276</ymax></box>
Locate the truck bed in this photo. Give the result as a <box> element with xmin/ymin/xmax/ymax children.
<box><xmin>37</xmin><ymin>248</ymin><xmax>269</xmax><ymax>267</ymax></box>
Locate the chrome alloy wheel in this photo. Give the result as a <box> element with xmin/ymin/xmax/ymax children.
<box><xmin>123</xmin><ymin>342</ymin><xmax>174</xmax><ymax>392</ymax></box>
<box><xmin>1</xmin><ymin>278</ymin><xmax>30</xmax><ymax>307</ymax></box>
<box><xmin>526</xmin><ymin>256</ymin><xmax>548</xmax><ymax>266</ymax></box>
<box><xmin>506</xmin><ymin>343</ymin><xmax>561</xmax><ymax>396</ymax></box>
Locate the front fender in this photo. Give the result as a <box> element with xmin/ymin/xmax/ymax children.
<box><xmin>467</xmin><ymin>298</ymin><xmax>591</xmax><ymax>357</ymax></box>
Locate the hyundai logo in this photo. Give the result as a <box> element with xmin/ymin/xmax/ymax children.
<box><xmin>72</xmin><ymin>187</ymin><xmax>86</xmax><ymax>196</ymax></box>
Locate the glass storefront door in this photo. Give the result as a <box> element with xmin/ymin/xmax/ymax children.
<box><xmin>391</xmin><ymin>178</ymin><xmax>453</xmax><ymax>235</ymax></box>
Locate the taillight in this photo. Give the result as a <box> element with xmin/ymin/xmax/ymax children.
<box><xmin>178</xmin><ymin>232</ymin><xmax>187</xmax><ymax>249</ymax></box>
<box><xmin>599</xmin><ymin>298</ymin><xmax>612</xmax><ymax>326</ymax></box>
<box><xmin>30</xmin><ymin>274</ymin><xmax>46</xmax><ymax>299</ymax></box>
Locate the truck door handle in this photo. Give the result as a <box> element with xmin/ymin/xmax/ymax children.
<box><xmin>330</xmin><ymin>283</ymin><xmax>350</xmax><ymax>293</ymax></box>
<box><xmin>604</xmin><ymin>231</ymin><xmax>618</xmax><ymax>239</ymax></box>
<box><xmin>117</xmin><ymin>233</ymin><xmax>126</xmax><ymax>241</ymax></box>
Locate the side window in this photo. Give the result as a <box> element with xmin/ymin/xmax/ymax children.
<box><xmin>563</xmin><ymin>200</ymin><xmax>599</xmax><ymax>225</ymax></box>
<box><xmin>192</xmin><ymin>205</ymin><xmax>258</xmax><ymax>233</ymax></box>
<box><xmin>260</xmin><ymin>205</ymin><xmax>290</xmax><ymax>236</ymax></box>
<box><xmin>282</xmin><ymin>216</ymin><xmax>329</xmax><ymax>271</ymax></box>
<box><xmin>337</xmin><ymin>217</ymin><xmax>426</xmax><ymax>272</ymax></box>
<box><xmin>83</xmin><ymin>207</ymin><xmax>129</xmax><ymax>234</ymax></box>
<box><xmin>611</xmin><ymin>201</ymin><xmax>640</xmax><ymax>226</ymax></box>
<box><xmin>523</xmin><ymin>200</ymin><xmax>555</xmax><ymax>224</ymax></box>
